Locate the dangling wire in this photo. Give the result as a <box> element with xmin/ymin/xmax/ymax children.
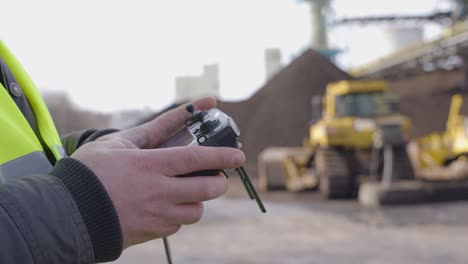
<box><xmin>163</xmin><ymin>237</ymin><xmax>173</xmax><ymax>264</ymax></box>
<box><xmin>235</xmin><ymin>166</ymin><xmax>267</xmax><ymax>213</ymax></box>
<box><xmin>162</xmin><ymin>166</ymin><xmax>266</xmax><ymax>264</ymax></box>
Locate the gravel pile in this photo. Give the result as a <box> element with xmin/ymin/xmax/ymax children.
<box><xmin>219</xmin><ymin>49</ymin><xmax>350</xmax><ymax>163</ymax></box>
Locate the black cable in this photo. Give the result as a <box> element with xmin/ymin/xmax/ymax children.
<box><xmin>236</xmin><ymin>166</ymin><xmax>267</xmax><ymax>213</ymax></box>
<box><xmin>163</xmin><ymin>237</ymin><xmax>173</xmax><ymax>264</ymax></box>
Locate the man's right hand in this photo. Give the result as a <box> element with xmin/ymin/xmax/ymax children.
<box><xmin>70</xmin><ymin>139</ymin><xmax>245</xmax><ymax>249</ymax></box>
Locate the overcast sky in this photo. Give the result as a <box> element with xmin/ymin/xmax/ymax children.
<box><xmin>0</xmin><ymin>0</ymin><xmax>449</xmax><ymax>112</ymax></box>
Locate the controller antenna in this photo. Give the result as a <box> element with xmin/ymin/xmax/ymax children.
<box><xmin>163</xmin><ymin>237</ymin><xmax>173</xmax><ymax>264</ymax></box>
<box><xmin>235</xmin><ymin>166</ymin><xmax>267</xmax><ymax>213</ymax></box>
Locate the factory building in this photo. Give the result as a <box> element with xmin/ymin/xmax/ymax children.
<box><xmin>174</xmin><ymin>64</ymin><xmax>220</xmax><ymax>102</ymax></box>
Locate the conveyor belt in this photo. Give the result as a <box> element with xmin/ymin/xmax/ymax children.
<box><xmin>351</xmin><ymin>21</ymin><xmax>468</xmax><ymax>79</ymax></box>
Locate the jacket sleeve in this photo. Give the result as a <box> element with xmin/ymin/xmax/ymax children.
<box><xmin>0</xmin><ymin>174</ymin><xmax>94</xmax><ymax>264</ymax></box>
<box><xmin>61</xmin><ymin>129</ymin><xmax>119</xmax><ymax>156</ymax></box>
<box><xmin>0</xmin><ymin>158</ymin><xmax>123</xmax><ymax>264</ymax></box>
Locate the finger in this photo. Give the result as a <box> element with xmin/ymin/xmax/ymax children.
<box><xmin>100</xmin><ymin>97</ymin><xmax>217</xmax><ymax>149</ymax></box>
<box><xmin>192</xmin><ymin>96</ymin><xmax>217</xmax><ymax>110</ymax></box>
<box><xmin>154</xmin><ymin>146</ymin><xmax>245</xmax><ymax>176</ymax></box>
<box><xmin>166</xmin><ymin>203</ymin><xmax>204</xmax><ymax>225</ymax></box>
<box><xmin>146</xmin><ymin>97</ymin><xmax>217</xmax><ymax>148</ymax></box>
<box><xmin>166</xmin><ymin>174</ymin><xmax>228</xmax><ymax>203</ymax></box>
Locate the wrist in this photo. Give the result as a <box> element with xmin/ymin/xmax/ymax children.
<box><xmin>50</xmin><ymin>158</ymin><xmax>123</xmax><ymax>262</ymax></box>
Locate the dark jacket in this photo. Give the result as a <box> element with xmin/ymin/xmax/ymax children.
<box><xmin>0</xmin><ymin>57</ymin><xmax>122</xmax><ymax>263</ymax></box>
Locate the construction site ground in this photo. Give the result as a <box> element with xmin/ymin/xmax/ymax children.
<box><xmin>113</xmin><ymin>177</ymin><xmax>468</xmax><ymax>264</ymax></box>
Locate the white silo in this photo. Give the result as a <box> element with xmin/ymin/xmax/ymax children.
<box><xmin>265</xmin><ymin>48</ymin><xmax>283</xmax><ymax>80</ymax></box>
<box><xmin>380</xmin><ymin>26</ymin><xmax>424</xmax><ymax>55</ymax></box>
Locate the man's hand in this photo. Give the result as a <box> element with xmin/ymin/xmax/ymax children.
<box><xmin>71</xmin><ymin>97</ymin><xmax>245</xmax><ymax>248</ymax></box>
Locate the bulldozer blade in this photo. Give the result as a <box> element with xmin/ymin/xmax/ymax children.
<box><xmin>359</xmin><ymin>180</ymin><xmax>468</xmax><ymax>207</ymax></box>
<box><xmin>285</xmin><ymin>171</ymin><xmax>319</xmax><ymax>192</ymax></box>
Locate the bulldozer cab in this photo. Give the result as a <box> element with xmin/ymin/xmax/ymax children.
<box><xmin>334</xmin><ymin>92</ymin><xmax>399</xmax><ymax>119</ymax></box>
<box><xmin>310</xmin><ymin>80</ymin><xmax>411</xmax><ymax>149</ymax></box>
<box><xmin>323</xmin><ymin>80</ymin><xmax>396</xmax><ymax>120</ymax></box>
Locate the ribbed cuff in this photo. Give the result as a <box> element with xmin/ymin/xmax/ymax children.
<box><xmin>50</xmin><ymin>158</ymin><xmax>123</xmax><ymax>262</ymax></box>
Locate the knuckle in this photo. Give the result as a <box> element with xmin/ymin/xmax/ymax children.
<box><xmin>218</xmin><ymin>148</ymin><xmax>241</xmax><ymax>168</ymax></box>
<box><xmin>133</xmin><ymin>152</ymin><xmax>154</xmax><ymax>173</ymax></box>
<box><xmin>151</xmin><ymin>124</ymin><xmax>168</xmax><ymax>147</ymax></box>
<box><xmin>163</xmin><ymin>225</ymin><xmax>181</xmax><ymax>237</ymax></box>
<box><xmin>194</xmin><ymin>203</ymin><xmax>204</xmax><ymax>220</ymax></box>
<box><xmin>187</xmin><ymin>203</ymin><xmax>204</xmax><ymax>224</ymax></box>
<box><xmin>201</xmin><ymin>182</ymin><xmax>216</xmax><ymax>200</ymax></box>
<box><xmin>220</xmin><ymin>150</ymin><xmax>232</xmax><ymax>167</ymax></box>
<box><xmin>219</xmin><ymin>176</ymin><xmax>229</xmax><ymax>194</ymax></box>
<box><xmin>182</xmin><ymin>148</ymin><xmax>202</xmax><ymax>171</ymax></box>
<box><xmin>140</xmin><ymin>182</ymin><xmax>168</xmax><ymax>212</ymax></box>
<box><xmin>201</xmin><ymin>177</ymin><xmax>226</xmax><ymax>200</ymax></box>
<box><xmin>110</xmin><ymin>138</ymin><xmax>131</xmax><ymax>148</ymax></box>
<box><xmin>146</xmin><ymin>190</ymin><xmax>167</xmax><ymax>206</ymax></box>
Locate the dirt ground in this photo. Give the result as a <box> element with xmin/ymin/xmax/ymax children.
<box><xmin>113</xmin><ymin>178</ymin><xmax>468</xmax><ymax>264</ymax></box>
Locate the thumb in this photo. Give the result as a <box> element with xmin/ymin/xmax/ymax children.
<box><xmin>99</xmin><ymin>97</ymin><xmax>217</xmax><ymax>149</ymax></box>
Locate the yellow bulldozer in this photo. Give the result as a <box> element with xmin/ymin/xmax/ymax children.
<box><xmin>258</xmin><ymin>80</ymin><xmax>416</xmax><ymax>199</ymax></box>
<box><xmin>409</xmin><ymin>94</ymin><xmax>468</xmax><ymax>180</ymax></box>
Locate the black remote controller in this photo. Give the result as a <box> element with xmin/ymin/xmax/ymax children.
<box><xmin>159</xmin><ymin>104</ymin><xmax>266</xmax><ymax>264</ymax></box>
<box><xmin>160</xmin><ymin>105</ymin><xmax>241</xmax><ymax>176</ymax></box>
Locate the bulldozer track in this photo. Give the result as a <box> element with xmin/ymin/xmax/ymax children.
<box><xmin>316</xmin><ymin>147</ymin><xmax>352</xmax><ymax>198</ymax></box>
<box><xmin>377</xmin><ymin>145</ymin><xmax>415</xmax><ymax>183</ymax></box>
<box><xmin>392</xmin><ymin>145</ymin><xmax>416</xmax><ymax>181</ymax></box>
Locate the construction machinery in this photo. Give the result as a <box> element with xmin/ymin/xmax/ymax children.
<box><xmin>409</xmin><ymin>94</ymin><xmax>468</xmax><ymax>180</ymax></box>
<box><xmin>258</xmin><ymin>80</ymin><xmax>416</xmax><ymax>199</ymax></box>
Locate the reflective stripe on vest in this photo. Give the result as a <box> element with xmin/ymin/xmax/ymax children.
<box><xmin>0</xmin><ymin>151</ymin><xmax>53</xmax><ymax>184</ymax></box>
<box><xmin>0</xmin><ymin>40</ymin><xmax>65</xmax><ymax>180</ymax></box>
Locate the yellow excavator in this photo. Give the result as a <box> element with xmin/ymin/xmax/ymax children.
<box><xmin>258</xmin><ymin>80</ymin><xmax>415</xmax><ymax>198</ymax></box>
<box><xmin>410</xmin><ymin>94</ymin><xmax>468</xmax><ymax>180</ymax></box>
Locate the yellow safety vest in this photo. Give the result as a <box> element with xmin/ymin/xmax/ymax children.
<box><xmin>0</xmin><ymin>40</ymin><xmax>65</xmax><ymax>182</ymax></box>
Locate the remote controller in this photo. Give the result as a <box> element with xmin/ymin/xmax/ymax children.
<box><xmin>159</xmin><ymin>104</ymin><xmax>242</xmax><ymax>177</ymax></box>
<box><xmin>159</xmin><ymin>104</ymin><xmax>266</xmax><ymax>264</ymax></box>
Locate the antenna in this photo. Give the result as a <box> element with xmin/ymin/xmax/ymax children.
<box><xmin>236</xmin><ymin>166</ymin><xmax>267</xmax><ymax>213</ymax></box>
<box><xmin>163</xmin><ymin>237</ymin><xmax>173</xmax><ymax>264</ymax></box>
